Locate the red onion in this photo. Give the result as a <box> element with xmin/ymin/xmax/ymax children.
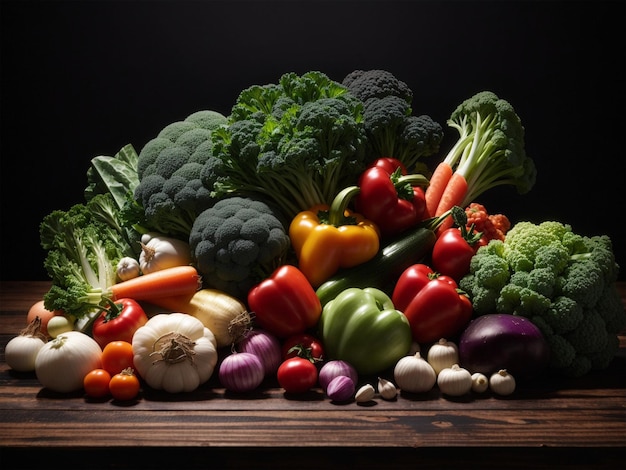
<box><xmin>326</xmin><ymin>375</ymin><xmax>355</xmax><ymax>402</ymax></box>
<box><xmin>318</xmin><ymin>360</ymin><xmax>358</xmax><ymax>392</ymax></box>
<box><xmin>218</xmin><ymin>352</ymin><xmax>265</xmax><ymax>392</ymax></box>
<box><xmin>237</xmin><ymin>329</ymin><xmax>282</xmax><ymax>376</ymax></box>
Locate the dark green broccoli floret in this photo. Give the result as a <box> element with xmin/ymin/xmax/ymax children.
<box><xmin>124</xmin><ymin>110</ymin><xmax>228</xmax><ymax>240</ymax></box>
<box><xmin>189</xmin><ymin>196</ymin><xmax>292</xmax><ymax>301</ymax></box>
<box><xmin>202</xmin><ymin>71</ymin><xmax>369</xmax><ymax>220</ymax></box>
<box><xmin>557</xmin><ymin>260</ymin><xmax>604</xmax><ymax>309</ymax></box>
<box><xmin>595</xmin><ymin>284</ymin><xmax>626</xmax><ymax>334</ymax></box>
<box><xmin>342</xmin><ymin>69</ymin><xmax>413</xmax><ymax>103</ymax></box>
<box><xmin>542</xmin><ymin>296</ymin><xmax>584</xmax><ymax>334</ymax></box>
<box><xmin>497</xmin><ymin>283</ymin><xmax>551</xmax><ymax>316</ymax></box>
<box><xmin>342</xmin><ymin>69</ymin><xmax>443</xmax><ymax>173</ymax></box>
<box><xmin>461</xmin><ymin>220</ymin><xmax>626</xmax><ymax>377</ymax></box>
<box><xmin>511</xmin><ymin>267</ymin><xmax>556</xmax><ymax>298</ymax></box>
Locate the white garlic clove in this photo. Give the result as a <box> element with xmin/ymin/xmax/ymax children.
<box><xmin>377</xmin><ymin>377</ymin><xmax>398</xmax><ymax>400</ymax></box>
<box><xmin>355</xmin><ymin>383</ymin><xmax>376</xmax><ymax>403</ymax></box>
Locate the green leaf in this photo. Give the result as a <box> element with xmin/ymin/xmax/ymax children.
<box><xmin>84</xmin><ymin>144</ymin><xmax>140</xmax><ymax>209</ymax></box>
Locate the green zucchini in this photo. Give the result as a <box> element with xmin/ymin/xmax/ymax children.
<box><xmin>315</xmin><ymin>217</ymin><xmax>443</xmax><ymax>307</ymax></box>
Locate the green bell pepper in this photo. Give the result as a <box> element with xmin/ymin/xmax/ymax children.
<box><xmin>318</xmin><ymin>287</ymin><xmax>412</xmax><ymax>376</ymax></box>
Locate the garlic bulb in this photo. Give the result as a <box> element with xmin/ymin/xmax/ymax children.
<box><xmin>437</xmin><ymin>364</ymin><xmax>472</xmax><ymax>396</ymax></box>
<box><xmin>139</xmin><ymin>232</ymin><xmax>192</xmax><ymax>275</ymax></box>
<box><xmin>471</xmin><ymin>372</ymin><xmax>489</xmax><ymax>393</ymax></box>
<box><xmin>377</xmin><ymin>377</ymin><xmax>397</xmax><ymax>400</ymax></box>
<box><xmin>393</xmin><ymin>352</ymin><xmax>436</xmax><ymax>393</ymax></box>
<box><xmin>116</xmin><ymin>256</ymin><xmax>141</xmax><ymax>281</ymax></box>
<box><xmin>489</xmin><ymin>369</ymin><xmax>516</xmax><ymax>396</ymax></box>
<box><xmin>426</xmin><ymin>338</ymin><xmax>459</xmax><ymax>375</ymax></box>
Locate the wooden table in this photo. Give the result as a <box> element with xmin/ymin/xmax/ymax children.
<box><xmin>1</xmin><ymin>281</ymin><xmax>625</xmax><ymax>469</ymax></box>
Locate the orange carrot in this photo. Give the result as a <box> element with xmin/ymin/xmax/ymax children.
<box><xmin>435</xmin><ymin>172</ymin><xmax>468</xmax><ymax>217</ymax></box>
<box><xmin>109</xmin><ymin>265</ymin><xmax>201</xmax><ymax>302</ymax></box>
<box><xmin>434</xmin><ymin>172</ymin><xmax>469</xmax><ymax>233</ymax></box>
<box><xmin>424</xmin><ymin>162</ymin><xmax>454</xmax><ymax>218</ymax></box>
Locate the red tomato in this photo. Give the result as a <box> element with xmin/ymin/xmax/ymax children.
<box><xmin>92</xmin><ymin>298</ymin><xmax>148</xmax><ymax>348</ymax></box>
<box><xmin>402</xmin><ymin>279</ymin><xmax>473</xmax><ymax>344</ymax></box>
<box><xmin>277</xmin><ymin>357</ymin><xmax>318</xmax><ymax>393</ymax></box>
<box><xmin>83</xmin><ymin>368</ymin><xmax>112</xmax><ymax>398</ymax></box>
<box><xmin>431</xmin><ymin>227</ymin><xmax>480</xmax><ymax>281</ymax></box>
<box><xmin>101</xmin><ymin>341</ymin><xmax>135</xmax><ymax>376</ymax></box>
<box><xmin>109</xmin><ymin>368</ymin><xmax>140</xmax><ymax>401</ymax></box>
<box><xmin>281</xmin><ymin>333</ymin><xmax>324</xmax><ymax>362</ymax></box>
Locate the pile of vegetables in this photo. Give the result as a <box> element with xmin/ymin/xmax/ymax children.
<box><xmin>5</xmin><ymin>68</ymin><xmax>625</xmax><ymax>404</ymax></box>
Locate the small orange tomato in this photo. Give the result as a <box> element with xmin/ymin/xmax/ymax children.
<box><xmin>101</xmin><ymin>341</ymin><xmax>135</xmax><ymax>376</ymax></box>
<box><xmin>84</xmin><ymin>369</ymin><xmax>112</xmax><ymax>398</ymax></box>
<box><xmin>109</xmin><ymin>368</ymin><xmax>140</xmax><ymax>401</ymax></box>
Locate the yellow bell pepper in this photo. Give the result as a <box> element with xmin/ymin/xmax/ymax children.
<box><xmin>289</xmin><ymin>186</ymin><xmax>380</xmax><ymax>288</ymax></box>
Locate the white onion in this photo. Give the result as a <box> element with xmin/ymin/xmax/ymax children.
<box><xmin>35</xmin><ymin>331</ymin><xmax>103</xmax><ymax>393</ymax></box>
<box><xmin>237</xmin><ymin>329</ymin><xmax>282</xmax><ymax>376</ymax></box>
<box><xmin>318</xmin><ymin>360</ymin><xmax>358</xmax><ymax>392</ymax></box>
<box><xmin>218</xmin><ymin>352</ymin><xmax>265</xmax><ymax>393</ymax></box>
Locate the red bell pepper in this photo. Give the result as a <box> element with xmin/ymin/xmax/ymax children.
<box><xmin>91</xmin><ymin>298</ymin><xmax>149</xmax><ymax>349</ymax></box>
<box><xmin>247</xmin><ymin>265</ymin><xmax>322</xmax><ymax>338</ymax></box>
<box><xmin>354</xmin><ymin>158</ymin><xmax>429</xmax><ymax>237</ymax></box>
<box><xmin>391</xmin><ymin>263</ymin><xmax>472</xmax><ymax>344</ymax></box>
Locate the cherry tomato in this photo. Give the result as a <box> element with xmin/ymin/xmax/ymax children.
<box><xmin>277</xmin><ymin>357</ymin><xmax>318</xmax><ymax>393</ymax></box>
<box><xmin>101</xmin><ymin>341</ymin><xmax>135</xmax><ymax>376</ymax></box>
<box><xmin>109</xmin><ymin>368</ymin><xmax>140</xmax><ymax>401</ymax></box>
<box><xmin>431</xmin><ymin>227</ymin><xmax>481</xmax><ymax>282</ymax></box>
<box><xmin>83</xmin><ymin>368</ymin><xmax>112</xmax><ymax>398</ymax></box>
<box><xmin>281</xmin><ymin>333</ymin><xmax>324</xmax><ymax>362</ymax></box>
<box><xmin>92</xmin><ymin>298</ymin><xmax>148</xmax><ymax>349</ymax></box>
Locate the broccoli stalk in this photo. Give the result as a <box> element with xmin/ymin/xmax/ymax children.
<box><xmin>441</xmin><ymin>91</ymin><xmax>537</xmax><ymax>206</ymax></box>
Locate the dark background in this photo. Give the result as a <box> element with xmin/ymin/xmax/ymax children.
<box><xmin>1</xmin><ymin>0</ymin><xmax>624</xmax><ymax>281</ymax></box>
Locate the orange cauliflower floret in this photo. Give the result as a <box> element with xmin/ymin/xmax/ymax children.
<box><xmin>465</xmin><ymin>203</ymin><xmax>510</xmax><ymax>241</ymax></box>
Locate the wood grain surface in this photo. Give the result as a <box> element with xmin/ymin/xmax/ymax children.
<box><xmin>1</xmin><ymin>282</ymin><xmax>625</xmax><ymax>469</ymax></box>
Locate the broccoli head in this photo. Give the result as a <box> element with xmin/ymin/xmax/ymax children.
<box><xmin>342</xmin><ymin>69</ymin><xmax>443</xmax><ymax>173</ymax></box>
<box><xmin>461</xmin><ymin>220</ymin><xmax>626</xmax><ymax>377</ymax></box>
<box><xmin>125</xmin><ymin>110</ymin><xmax>228</xmax><ymax>240</ymax></box>
<box><xmin>189</xmin><ymin>196</ymin><xmax>292</xmax><ymax>301</ymax></box>
<box><xmin>342</xmin><ymin>69</ymin><xmax>413</xmax><ymax>103</ymax></box>
<box><xmin>202</xmin><ymin>71</ymin><xmax>370</xmax><ymax>220</ymax></box>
